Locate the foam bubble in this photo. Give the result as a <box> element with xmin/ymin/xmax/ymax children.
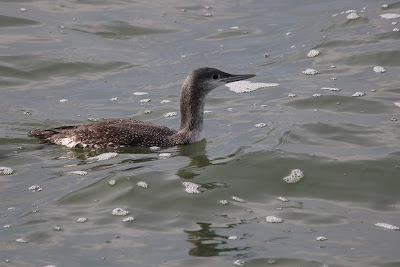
<box><xmin>307</xmin><ymin>49</ymin><xmax>320</xmax><ymax>58</ymax></box>
<box><xmin>302</xmin><ymin>68</ymin><xmax>319</xmax><ymax>75</ymax></box>
<box><xmin>233</xmin><ymin>260</ymin><xmax>245</xmax><ymax>266</ymax></box>
<box><xmin>375</xmin><ymin>223</ymin><xmax>399</xmax><ymax>230</ymax></box>
<box><xmin>133</xmin><ymin>92</ymin><xmax>148</xmax><ymax>96</ymax></box>
<box><xmin>144</xmin><ymin>110</ymin><xmax>152</xmax><ymax>114</ymax></box>
<box><xmin>0</xmin><ymin>167</ymin><xmax>14</xmax><ymax>175</ymax></box>
<box><xmin>321</xmin><ymin>87</ymin><xmax>340</xmax><ymax>92</ymax></box>
<box><xmin>150</xmin><ymin>146</ymin><xmax>161</xmax><ymax>151</ymax></box>
<box><xmin>313</xmin><ymin>94</ymin><xmax>322</xmax><ymax>97</ymax></box>
<box><xmin>265</xmin><ymin>216</ymin><xmax>283</xmax><ymax>223</ymax></box>
<box><xmin>160</xmin><ymin>99</ymin><xmax>171</xmax><ymax>104</ymax></box>
<box><xmin>110</xmin><ymin>97</ymin><xmax>118</xmax><ymax>101</ymax></box>
<box><xmin>68</xmin><ymin>171</ymin><xmax>88</xmax><ymax>175</ymax></box>
<box><xmin>20</xmin><ymin>8</ymin><xmax>27</xmax><ymax>12</ymax></box>
<box><xmin>380</xmin><ymin>13</ymin><xmax>400</xmax><ymax>19</ymax></box>
<box><xmin>76</xmin><ymin>218</ymin><xmax>88</xmax><ymax>223</ymax></box>
<box><xmin>352</xmin><ymin>92</ymin><xmax>365</xmax><ymax>97</ymax></box>
<box><xmin>137</xmin><ymin>181</ymin><xmax>148</xmax><ymax>188</ymax></box>
<box><xmin>374</xmin><ymin>66</ymin><xmax>386</xmax><ymax>73</ymax></box>
<box><xmin>112</xmin><ymin>208</ymin><xmax>130</xmax><ymax>216</ymax></box>
<box><xmin>283</xmin><ymin>169</ymin><xmax>304</xmax><ymax>184</ymax></box>
<box><xmin>109</xmin><ymin>179</ymin><xmax>116</xmax><ymax>186</ymax></box>
<box><xmin>88</xmin><ymin>152</ymin><xmax>118</xmax><ymax>161</ymax></box>
<box><xmin>316</xmin><ymin>236</ymin><xmax>328</xmax><ymax>241</ymax></box>
<box><xmin>288</xmin><ymin>93</ymin><xmax>296</xmax><ymax>97</ymax></box>
<box><xmin>277</xmin><ymin>197</ymin><xmax>289</xmax><ymax>202</ymax></box>
<box><xmin>163</xmin><ymin>112</ymin><xmax>177</xmax><ymax>118</ymax></box>
<box><xmin>392</xmin><ymin>21</ymin><xmax>398</xmax><ymax>25</ymax></box>
<box><xmin>16</xmin><ymin>238</ymin><xmax>27</xmax><ymax>243</ymax></box>
<box><xmin>231</xmin><ymin>196</ymin><xmax>245</xmax><ymax>203</ymax></box>
<box><xmin>254</xmin><ymin>123</ymin><xmax>267</xmax><ymax>128</ymax></box>
<box><xmin>139</xmin><ymin>98</ymin><xmax>151</xmax><ymax>103</ymax></box>
<box><xmin>219</xmin><ymin>200</ymin><xmax>229</xmax><ymax>205</ymax></box>
<box><xmin>28</xmin><ymin>185</ymin><xmax>42</xmax><ymax>192</ymax></box>
<box><xmin>228</xmin><ymin>235</ymin><xmax>238</xmax><ymax>240</ymax></box>
<box><xmin>182</xmin><ymin>181</ymin><xmax>200</xmax><ymax>194</ymax></box>
<box><xmin>345</xmin><ymin>10</ymin><xmax>357</xmax><ymax>13</ymax></box>
<box><xmin>225</xmin><ymin>81</ymin><xmax>279</xmax><ymax>93</ymax></box>
<box><xmin>59</xmin><ymin>99</ymin><xmax>68</xmax><ymax>103</ymax></box>
<box><xmin>382</xmin><ymin>4</ymin><xmax>389</xmax><ymax>8</ymax></box>
<box><xmin>393</xmin><ymin>28</ymin><xmax>399</xmax><ymax>32</ymax></box>
<box><xmin>347</xmin><ymin>13</ymin><xmax>360</xmax><ymax>20</ymax></box>
<box><xmin>394</xmin><ymin>102</ymin><xmax>400</xmax><ymax>108</ymax></box>
<box><xmin>123</xmin><ymin>216</ymin><xmax>135</xmax><ymax>222</ymax></box>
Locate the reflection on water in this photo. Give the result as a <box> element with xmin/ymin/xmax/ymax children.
<box><xmin>1</xmin><ymin>0</ymin><xmax>400</xmax><ymax>266</ymax></box>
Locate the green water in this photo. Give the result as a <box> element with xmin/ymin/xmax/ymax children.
<box><xmin>1</xmin><ymin>0</ymin><xmax>400</xmax><ymax>266</ymax></box>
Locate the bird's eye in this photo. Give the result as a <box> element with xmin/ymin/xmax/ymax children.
<box><xmin>212</xmin><ymin>74</ymin><xmax>219</xmax><ymax>80</ymax></box>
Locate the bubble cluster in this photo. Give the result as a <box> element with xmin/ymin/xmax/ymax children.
<box><xmin>346</xmin><ymin>13</ymin><xmax>360</xmax><ymax>20</ymax></box>
<box><xmin>109</xmin><ymin>179</ymin><xmax>116</xmax><ymax>186</ymax></box>
<box><xmin>307</xmin><ymin>49</ymin><xmax>320</xmax><ymax>58</ymax></box>
<box><xmin>254</xmin><ymin>123</ymin><xmax>267</xmax><ymax>128</ymax></box>
<box><xmin>219</xmin><ymin>200</ymin><xmax>229</xmax><ymax>205</ymax></box>
<box><xmin>352</xmin><ymin>92</ymin><xmax>365</xmax><ymax>97</ymax></box>
<box><xmin>321</xmin><ymin>87</ymin><xmax>340</xmax><ymax>92</ymax></box>
<box><xmin>373</xmin><ymin>66</ymin><xmax>386</xmax><ymax>73</ymax></box>
<box><xmin>137</xmin><ymin>181</ymin><xmax>148</xmax><ymax>188</ymax></box>
<box><xmin>375</xmin><ymin>223</ymin><xmax>399</xmax><ymax>230</ymax></box>
<box><xmin>233</xmin><ymin>259</ymin><xmax>245</xmax><ymax>266</ymax></box>
<box><xmin>380</xmin><ymin>13</ymin><xmax>400</xmax><ymax>19</ymax></box>
<box><xmin>302</xmin><ymin>68</ymin><xmax>319</xmax><ymax>75</ymax></box>
<box><xmin>0</xmin><ymin>167</ymin><xmax>14</xmax><ymax>175</ymax></box>
<box><xmin>76</xmin><ymin>218</ymin><xmax>88</xmax><ymax>223</ymax></box>
<box><xmin>265</xmin><ymin>216</ymin><xmax>283</xmax><ymax>223</ymax></box>
<box><xmin>28</xmin><ymin>185</ymin><xmax>43</xmax><ymax>192</ymax></box>
<box><xmin>123</xmin><ymin>216</ymin><xmax>135</xmax><ymax>222</ymax></box>
<box><xmin>182</xmin><ymin>181</ymin><xmax>200</xmax><ymax>194</ymax></box>
<box><xmin>163</xmin><ymin>112</ymin><xmax>177</xmax><ymax>118</ymax></box>
<box><xmin>225</xmin><ymin>81</ymin><xmax>279</xmax><ymax>93</ymax></box>
<box><xmin>88</xmin><ymin>152</ymin><xmax>118</xmax><ymax>161</ymax></box>
<box><xmin>283</xmin><ymin>169</ymin><xmax>304</xmax><ymax>184</ymax></box>
<box><xmin>231</xmin><ymin>196</ymin><xmax>245</xmax><ymax>203</ymax></box>
<box><xmin>112</xmin><ymin>208</ymin><xmax>130</xmax><ymax>216</ymax></box>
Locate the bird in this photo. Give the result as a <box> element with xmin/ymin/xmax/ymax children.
<box><xmin>30</xmin><ymin>67</ymin><xmax>256</xmax><ymax>149</ymax></box>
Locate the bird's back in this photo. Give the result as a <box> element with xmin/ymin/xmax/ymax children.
<box><xmin>30</xmin><ymin>119</ymin><xmax>178</xmax><ymax>149</ymax></box>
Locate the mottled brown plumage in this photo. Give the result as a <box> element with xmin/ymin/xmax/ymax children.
<box><xmin>30</xmin><ymin>68</ymin><xmax>255</xmax><ymax>149</ymax></box>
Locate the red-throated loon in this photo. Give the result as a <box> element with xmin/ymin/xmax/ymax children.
<box><xmin>30</xmin><ymin>68</ymin><xmax>256</xmax><ymax>149</ymax></box>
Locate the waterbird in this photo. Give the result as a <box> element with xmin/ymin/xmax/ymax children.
<box><xmin>30</xmin><ymin>68</ymin><xmax>256</xmax><ymax>149</ymax></box>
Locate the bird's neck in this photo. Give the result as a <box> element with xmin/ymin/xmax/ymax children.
<box><xmin>176</xmin><ymin>83</ymin><xmax>206</xmax><ymax>143</ymax></box>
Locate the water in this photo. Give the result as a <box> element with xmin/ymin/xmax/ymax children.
<box><xmin>1</xmin><ymin>0</ymin><xmax>400</xmax><ymax>266</ymax></box>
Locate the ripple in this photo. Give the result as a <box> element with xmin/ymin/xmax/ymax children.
<box><xmin>0</xmin><ymin>15</ymin><xmax>40</xmax><ymax>28</ymax></box>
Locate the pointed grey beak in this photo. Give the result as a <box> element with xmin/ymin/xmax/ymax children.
<box><xmin>219</xmin><ymin>74</ymin><xmax>256</xmax><ymax>83</ymax></box>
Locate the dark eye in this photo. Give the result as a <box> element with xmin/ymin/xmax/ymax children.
<box><xmin>212</xmin><ymin>74</ymin><xmax>219</xmax><ymax>80</ymax></box>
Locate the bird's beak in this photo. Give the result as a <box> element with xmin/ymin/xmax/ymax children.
<box><xmin>219</xmin><ymin>73</ymin><xmax>256</xmax><ymax>83</ymax></box>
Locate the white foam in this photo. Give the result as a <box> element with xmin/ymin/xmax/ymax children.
<box><xmin>88</xmin><ymin>152</ymin><xmax>118</xmax><ymax>161</ymax></box>
<box><xmin>108</xmin><ymin>179</ymin><xmax>116</xmax><ymax>186</ymax></box>
<box><xmin>69</xmin><ymin>171</ymin><xmax>88</xmax><ymax>175</ymax></box>
<box><xmin>277</xmin><ymin>197</ymin><xmax>289</xmax><ymax>202</ymax></box>
<box><xmin>16</xmin><ymin>238</ymin><xmax>27</xmax><ymax>243</ymax></box>
<box><xmin>76</xmin><ymin>217</ymin><xmax>88</xmax><ymax>223</ymax></box>
<box><xmin>59</xmin><ymin>99</ymin><xmax>68</xmax><ymax>103</ymax></box>
<box><xmin>380</xmin><ymin>13</ymin><xmax>400</xmax><ymax>19</ymax></box>
<box><xmin>160</xmin><ymin>99</ymin><xmax>171</xmax><ymax>104</ymax></box>
<box><xmin>347</xmin><ymin>13</ymin><xmax>360</xmax><ymax>20</ymax></box>
<box><xmin>112</xmin><ymin>208</ymin><xmax>130</xmax><ymax>216</ymax></box>
<box><xmin>28</xmin><ymin>185</ymin><xmax>42</xmax><ymax>192</ymax></box>
<box><xmin>133</xmin><ymin>92</ymin><xmax>148</xmax><ymax>96</ymax></box>
<box><xmin>394</xmin><ymin>102</ymin><xmax>400</xmax><ymax>108</ymax></box>
<box><xmin>352</xmin><ymin>92</ymin><xmax>365</xmax><ymax>97</ymax></box>
<box><xmin>231</xmin><ymin>196</ymin><xmax>245</xmax><ymax>203</ymax></box>
<box><xmin>0</xmin><ymin>167</ymin><xmax>13</xmax><ymax>175</ymax></box>
<box><xmin>321</xmin><ymin>87</ymin><xmax>340</xmax><ymax>92</ymax></box>
<box><xmin>307</xmin><ymin>49</ymin><xmax>320</xmax><ymax>58</ymax></box>
<box><xmin>123</xmin><ymin>216</ymin><xmax>135</xmax><ymax>222</ymax></box>
<box><xmin>137</xmin><ymin>181</ymin><xmax>148</xmax><ymax>188</ymax></box>
<box><xmin>374</xmin><ymin>66</ymin><xmax>386</xmax><ymax>73</ymax></box>
<box><xmin>150</xmin><ymin>146</ymin><xmax>161</xmax><ymax>151</ymax></box>
<box><xmin>393</xmin><ymin>28</ymin><xmax>399</xmax><ymax>32</ymax></box>
<box><xmin>265</xmin><ymin>216</ymin><xmax>283</xmax><ymax>223</ymax></box>
<box><xmin>375</xmin><ymin>223</ymin><xmax>399</xmax><ymax>230</ymax></box>
<box><xmin>313</xmin><ymin>94</ymin><xmax>322</xmax><ymax>97</ymax></box>
<box><xmin>302</xmin><ymin>68</ymin><xmax>319</xmax><ymax>75</ymax></box>
<box><xmin>316</xmin><ymin>236</ymin><xmax>328</xmax><ymax>241</ymax></box>
<box><xmin>288</xmin><ymin>93</ymin><xmax>296</xmax><ymax>97</ymax></box>
<box><xmin>139</xmin><ymin>98</ymin><xmax>151</xmax><ymax>103</ymax></box>
<box><xmin>163</xmin><ymin>112</ymin><xmax>177</xmax><ymax>118</ymax></box>
<box><xmin>254</xmin><ymin>123</ymin><xmax>267</xmax><ymax>128</ymax></box>
<box><xmin>283</xmin><ymin>169</ymin><xmax>304</xmax><ymax>184</ymax></box>
<box><xmin>345</xmin><ymin>10</ymin><xmax>357</xmax><ymax>14</ymax></box>
<box><xmin>182</xmin><ymin>181</ymin><xmax>200</xmax><ymax>194</ymax></box>
<box><xmin>392</xmin><ymin>21</ymin><xmax>398</xmax><ymax>25</ymax></box>
<box><xmin>110</xmin><ymin>97</ymin><xmax>118</xmax><ymax>101</ymax></box>
<box><xmin>228</xmin><ymin>235</ymin><xmax>238</xmax><ymax>240</ymax></box>
<box><xmin>225</xmin><ymin>81</ymin><xmax>279</xmax><ymax>93</ymax></box>
<box><xmin>219</xmin><ymin>200</ymin><xmax>229</xmax><ymax>205</ymax></box>
<box><xmin>233</xmin><ymin>260</ymin><xmax>245</xmax><ymax>266</ymax></box>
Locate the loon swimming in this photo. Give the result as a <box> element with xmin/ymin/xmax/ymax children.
<box><xmin>30</xmin><ymin>68</ymin><xmax>256</xmax><ymax>149</ymax></box>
